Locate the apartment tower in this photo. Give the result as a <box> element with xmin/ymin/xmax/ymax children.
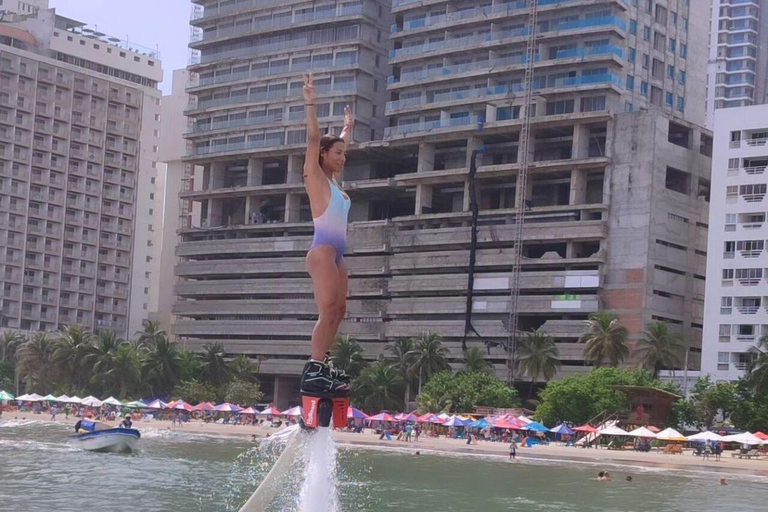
<box><xmin>0</xmin><ymin>1</ymin><xmax>162</xmax><ymax>337</ymax></box>
<box><xmin>178</xmin><ymin>0</ymin><xmax>713</xmax><ymax>406</ymax></box>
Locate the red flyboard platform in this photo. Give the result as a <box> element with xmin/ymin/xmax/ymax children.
<box><xmin>301</xmin><ymin>395</ymin><xmax>349</xmax><ymax>429</ymax></box>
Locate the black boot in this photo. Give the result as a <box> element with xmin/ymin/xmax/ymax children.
<box><xmin>300</xmin><ymin>359</ymin><xmax>350</xmax><ymax>396</ymax></box>
<box><xmin>323</xmin><ymin>351</ymin><xmax>351</xmax><ymax>384</ymax></box>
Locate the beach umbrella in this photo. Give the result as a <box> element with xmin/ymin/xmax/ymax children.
<box><xmin>417</xmin><ymin>413</ymin><xmax>441</xmax><ymax>423</ymax></box>
<box><xmin>469</xmin><ymin>418</ymin><xmax>489</xmax><ymax>429</ymax></box>
<box><xmin>214</xmin><ymin>403</ymin><xmax>241</xmax><ymax>413</ymax></box>
<box><xmin>257</xmin><ymin>405</ymin><xmax>281</xmax><ymax>416</ymax></box>
<box><xmin>368</xmin><ymin>412</ymin><xmax>396</xmax><ymax>423</ymax></box>
<box><xmin>66</xmin><ymin>395</ymin><xmax>82</xmax><ymax>404</ymax></box>
<box><xmin>394</xmin><ymin>412</ymin><xmax>407</xmax><ymax>421</ymax></box>
<box><xmin>146</xmin><ymin>399</ymin><xmax>167</xmax><ymax>410</ymax></box>
<box><xmin>166</xmin><ymin>400</ymin><xmax>178</xmax><ymax>409</ymax></box>
<box><xmin>55</xmin><ymin>394</ymin><xmax>70</xmax><ymax>403</ymax></box>
<box><xmin>572</xmin><ymin>424</ymin><xmax>598</xmax><ymax>433</ymax></box>
<box><xmin>687</xmin><ymin>431</ymin><xmax>724</xmax><ymax>442</ymax></box>
<box><xmin>627</xmin><ymin>426</ymin><xmax>657</xmax><ymax>439</ymax></box>
<box><xmin>43</xmin><ymin>394</ymin><xmax>57</xmax><ymax>402</ymax></box>
<box><xmin>521</xmin><ymin>421</ymin><xmax>548</xmax><ymax>432</ymax></box>
<box><xmin>492</xmin><ymin>417</ymin><xmax>522</xmax><ymax>430</ymax></box>
<box><xmin>240</xmin><ymin>407</ymin><xmax>257</xmax><ymax>414</ymax></box>
<box><xmin>598</xmin><ymin>425</ymin><xmax>629</xmax><ymax>436</ymax></box>
<box><xmin>81</xmin><ymin>396</ymin><xmax>103</xmax><ymax>407</ymax></box>
<box><xmin>172</xmin><ymin>399</ymin><xmax>192</xmax><ymax>411</ymax></box>
<box><xmin>723</xmin><ymin>432</ymin><xmax>765</xmax><ymax>445</ymax></box>
<box><xmin>15</xmin><ymin>393</ymin><xmax>31</xmax><ymax>401</ymax></box>
<box><xmin>0</xmin><ymin>390</ymin><xmax>15</xmax><ymax>400</ymax></box>
<box><xmin>443</xmin><ymin>416</ymin><xmax>469</xmax><ymax>427</ymax></box>
<box><xmin>550</xmin><ymin>424</ymin><xmax>575</xmax><ymax>436</ymax></box>
<box><xmin>124</xmin><ymin>400</ymin><xmax>147</xmax><ymax>409</ymax></box>
<box><xmin>754</xmin><ymin>431</ymin><xmax>768</xmax><ymax>441</ymax></box>
<box><xmin>437</xmin><ymin>413</ymin><xmax>450</xmax><ymax>421</ymax></box>
<box><xmin>102</xmin><ymin>396</ymin><xmax>122</xmax><ymax>406</ymax></box>
<box><xmin>192</xmin><ymin>402</ymin><xmax>215</xmax><ymax>412</ymax></box>
<box><xmin>347</xmin><ymin>407</ymin><xmax>369</xmax><ymax>420</ymax></box>
<box><xmin>518</xmin><ymin>415</ymin><xmax>533</xmax><ymax>424</ymax></box>
<box><xmin>26</xmin><ymin>393</ymin><xmax>44</xmax><ymax>402</ymax></box>
<box><xmin>402</xmin><ymin>412</ymin><xmax>419</xmax><ymax>423</ymax></box>
<box><xmin>282</xmin><ymin>406</ymin><xmax>302</xmax><ymax>417</ymax></box>
<box><xmin>656</xmin><ymin>427</ymin><xmax>687</xmax><ymax>442</ymax></box>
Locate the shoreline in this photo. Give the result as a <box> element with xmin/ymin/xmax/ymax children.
<box><xmin>4</xmin><ymin>414</ymin><xmax>768</xmax><ymax>479</ymax></box>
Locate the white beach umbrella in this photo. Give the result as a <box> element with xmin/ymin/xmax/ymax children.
<box><xmin>101</xmin><ymin>396</ymin><xmax>122</xmax><ymax>406</ymax></box>
<box><xmin>15</xmin><ymin>393</ymin><xmax>31</xmax><ymax>401</ymax></box>
<box><xmin>517</xmin><ymin>415</ymin><xmax>533</xmax><ymax>424</ymax></box>
<box><xmin>627</xmin><ymin>426</ymin><xmax>657</xmax><ymax>439</ymax></box>
<box><xmin>282</xmin><ymin>406</ymin><xmax>302</xmax><ymax>417</ymax></box>
<box><xmin>26</xmin><ymin>393</ymin><xmax>44</xmax><ymax>402</ymax></box>
<box><xmin>81</xmin><ymin>396</ymin><xmax>103</xmax><ymax>407</ymax></box>
<box><xmin>723</xmin><ymin>432</ymin><xmax>764</xmax><ymax>445</ymax></box>
<box><xmin>66</xmin><ymin>395</ymin><xmax>82</xmax><ymax>404</ymax></box>
<box><xmin>56</xmin><ymin>394</ymin><xmax>71</xmax><ymax>403</ymax></box>
<box><xmin>656</xmin><ymin>428</ymin><xmax>687</xmax><ymax>441</ymax></box>
<box><xmin>598</xmin><ymin>425</ymin><xmax>629</xmax><ymax>436</ymax></box>
<box><xmin>686</xmin><ymin>431</ymin><xmax>724</xmax><ymax>442</ymax></box>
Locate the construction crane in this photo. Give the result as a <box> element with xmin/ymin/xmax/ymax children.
<box><xmin>506</xmin><ymin>0</ymin><xmax>539</xmax><ymax>384</ymax></box>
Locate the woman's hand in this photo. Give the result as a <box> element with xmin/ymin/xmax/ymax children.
<box><xmin>343</xmin><ymin>105</ymin><xmax>354</xmax><ymax>130</ymax></box>
<box><xmin>303</xmin><ymin>73</ymin><xmax>316</xmax><ymax>105</ymax></box>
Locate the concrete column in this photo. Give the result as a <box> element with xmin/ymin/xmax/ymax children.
<box><xmin>247</xmin><ymin>158</ymin><xmax>264</xmax><ymax>186</ymax></box>
<box><xmin>417</xmin><ymin>142</ymin><xmax>435</xmax><ymax>173</ymax></box>
<box><xmin>208</xmin><ymin>198</ymin><xmax>223</xmax><ymax>226</ymax></box>
<box><xmin>415</xmin><ymin>184</ymin><xmax>433</xmax><ymax>214</ymax></box>
<box><xmin>572</xmin><ymin>124</ymin><xmax>591</xmax><ymax>160</ymax></box>
<box><xmin>285</xmin><ymin>194</ymin><xmax>301</xmax><ymax>222</ymax></box>
<box><xmin>463</xmin><ymin>136</ymin><xmax>483</xmax><ymax>211</ymax></box>
<box><xmin>569</xmin><ymin>169</ymin><xmax>588</xmax><ymax>205</ymax></box>
<box><xmin>273</xmin><ymin>375</ymin><xmax>283</xmax><ymax>409</ymax></box>
<box><xmin>517</xmin><ymin>128</ymin><xmax>536</xmax><ymax>168</ymax></box>
<box><xmin>286</xmin><ymin>154</ymin><xmax>304</xmax><ymax>184</ymax></box>
<box><xmin>210</xmin><ymin>162</ymin><xmax>226</xmax><ymax>189</ymax></box>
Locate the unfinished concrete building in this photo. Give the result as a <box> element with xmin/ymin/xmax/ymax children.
<box><xmin>177</xmin><ymin>0</ymin><xmax>712</xmax><ymax>406</ymax></box>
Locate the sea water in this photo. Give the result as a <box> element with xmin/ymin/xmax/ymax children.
<box><xmin>2</xmin><ymin>419</ymin><xmax>768</xmax><ymax>512</ymax></box>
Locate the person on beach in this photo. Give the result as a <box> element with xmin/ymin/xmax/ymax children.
<box><xmin>299</xmin><ymin>72</ymin><xmax>355</xmax><ymax>395</ymax></box>
<box><xmin>509</xmin><ymin>440</ymin><xmax>517</xmax><ymax>460</ymax></box>
<box><xmin>50</xmin><ymin>405</ymin><xmax>57</xmax><ymax>421</ymax></box>
<box><xmin>119</xmin><ymin>414</ymin><xmax>133</xmax><ymax>429</ymax></box>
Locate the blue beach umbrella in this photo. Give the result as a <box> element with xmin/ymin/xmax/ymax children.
<box><xmin>550</xmin><ymin>424</ymin><xmax>575</xmax><ymax>436</ymax></box>
<box><xmin>469</xmin><ymin>418</ymin><xmax>489</xmax><ymax>429</ymax></box>
<box><xmin>443</xmin><ymin>416</ymin><xmax>469</xmax><ymax>427</ymax></box>
<box><xmin>521</xmin><ymin>421</ymin><xmax>549</xmax><ymax>432</ymax></box>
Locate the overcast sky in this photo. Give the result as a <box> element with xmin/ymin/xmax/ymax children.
<box><xmin>50</xmin><ymin>0</ymin><xmax>191</xmax><ymax>95</ymax></box>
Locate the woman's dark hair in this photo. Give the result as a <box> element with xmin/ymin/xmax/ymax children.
<box><xmin>319</xmin><ymin>134</ymin><xmax>344</xmax><ymax>165</ymax></box>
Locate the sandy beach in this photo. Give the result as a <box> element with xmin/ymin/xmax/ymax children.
<box><xmin>6</xmin><ymin>412</ymin><xmax>768</xmax><ymax>479</ymax></box>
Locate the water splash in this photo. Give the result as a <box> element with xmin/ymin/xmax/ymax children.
<box><xmin>297</xmin><ymin>427</ymin><xmax>339</xmax><ymax>512</ymax></box>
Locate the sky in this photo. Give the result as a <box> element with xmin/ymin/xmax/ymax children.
<box><xmin>49</xmin><ymin>0</ymin><xmax>191</xmax><ymax>95</ymax></box>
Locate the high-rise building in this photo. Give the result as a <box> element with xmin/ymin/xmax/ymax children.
<box><xmin>178</xmin><ymin>0</ymin><xmax>712</xmax><ymax>406</ymax></box>
<box><xmin>0</xmin><ymin>2</ymin><xmax>162</xmax><ymax>337</ymax></box>
<box><xmin>706</xmin><ymin>0</ymin><xmax>768</xmax><ymax>127</ymax></box>
<box><xmin>701</xmin><ymin>104</ymin><xmax>768</xmax><ymax>382</ymax></box>
<box><xmin>149</xmin><ymin>69</ymin><xmax>192</xmax><ymax>333</ymax></box>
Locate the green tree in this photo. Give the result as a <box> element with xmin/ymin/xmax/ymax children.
<box><xmin>199</xmin><ymin>342</ymin><xmax>231</xmax><ymax>387</ymax></box>
<box><xmin>330</xmin><ymin>335</ymin><xmax>368</xmax><ymax>378</ymax></box>
<box><xmin>229</xmin><ymin>354</ymin><xmax>258</xmax><ymax>383</ymax></box>
<box><xmin>580</xmin><ymin>312</ymin><xmax>629</xmax><ymax>367</ymax></box>
<box><xmin>143</xmin><ymin>336</ymin><xmax>182</xmax><ymax>395</ymax></box>
<box><xmin>636</xmin><ymin>322</ymin><xmax>684</xmax><ymax>379</ymax></box>
<box><xmin>223</xmin><ymin>379</ymin><xmax>264</xmax><ymax>406</ymax></box>
<box><xmin>352</xmin><ymin>361</ymin><xmax>405</xmax><ymax>412</ymax></box>
<box><xmin>177</xmin><ymin>349</ymin><xmax>203</xmax><ymax>383</ymax></box>
<box><xmin>517</xmin><ymin>329</ymin><xmax>560</xmax><ymax>395</ymax></box>
<box><xmin>416</xmin><ymin>371</ymin><xmax>519</xmax><ymax>413</ymax></box>
<box><xmin>53</xmin><ymin>325</ymin><xmax>95</xmax><ymax>391</ymax></box>
<box><xmin>102</xmin><ymin>344</ymin><xmax>143</xmax><ymax>399</ymax></box>
<box><xmin>535</xmin><ymin>367</ymin><xmax>671</xmax><ymax>426</ymax></box>
<box><xmin>730</xmin><ymin>379</ymin><xmax>768</xmax><ymax>432</ymax></box>
<box><xmin>89</xmin><ymin>330</ymin><xmax>126</xmax><ymax>395</ymax></box>
<box><xmin>462</xmin><ymin>346</ymin><xmax>492</xmax><ymax>373</ymax></box>
<box><xmin>16</xmin><ymin>332</ymin><xmax>55</xmax><ymax>393</ymax></box>
<box><xmin>387</xmin><ymin>337</ymin><xmax>417</xmax><ymax>406</ymax></box>
<box><xmin>136</xmin><ymin>319</ymin><xmax>167</xmax><ymax>348</ymax></box>
<box><xmin>407</xmin><ymin>332</ymin><xmax>450</xmax><ymax>393</ymax></box>
<box><xmin>673</xmin><ymin>376</ymin><xmax>738</xmax><ymax>430</ymax></box>
<box><xmin>1</xmin><ymin>330</ymin><xmax>24</xmax><ymax>364</ymax></box>
<box><xmin>172</xmin><ymin>379</ymin><xmax>219</xmax><ymax>404</ymax></box>
<box><xmin>747</xmin><ymin>334</ymin><xmax>768</xmax><ymax>393</ymax></box>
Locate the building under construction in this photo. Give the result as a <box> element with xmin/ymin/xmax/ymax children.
<box><xmin>176</xmin><ymin>0</ymin><xmax>713</xmax><ymax>406</ymax></box>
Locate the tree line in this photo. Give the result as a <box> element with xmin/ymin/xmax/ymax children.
<box><xmin>0</xmin><ymin>320</ymin><xmax>263</xmax><ymax>405</ymax></box>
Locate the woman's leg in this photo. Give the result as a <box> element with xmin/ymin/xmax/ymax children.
<box><xmin>328</xmin><ymin>258</ymin><xmax>349</xmax><ymax>342</ymax></box>
<box><xmin>306</xmin><ymin>246</ymin><xmax>341</xmax><ymax>360</ymax></box>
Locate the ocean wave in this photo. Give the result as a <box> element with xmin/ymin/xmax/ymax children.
<box><xmin>0</xmin><ymin>419</ymin><xmax>47</xmax><ymax>428</ymax></box>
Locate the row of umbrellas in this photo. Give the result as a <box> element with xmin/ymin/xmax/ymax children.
<box><xmin>593</xmin><ymin>424</ymin><xmax>768</xmax><ymax>445</ymax></box>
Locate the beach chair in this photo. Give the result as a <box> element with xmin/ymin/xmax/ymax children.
<box><xmin>741</xmin><ymin>449</ymin><xmax>760</xmax><ymax>459</ymax></box>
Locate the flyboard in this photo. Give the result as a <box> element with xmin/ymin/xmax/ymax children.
<box><xmin>238</xmin><ymin>391</ymin><xmax>349</xmax><ymax>512</ymax></box>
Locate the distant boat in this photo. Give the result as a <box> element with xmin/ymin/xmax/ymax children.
<box><xmin>70</xmin><ymin>419</ymin><xmax>140</xmax><ymax>453</ymax></box>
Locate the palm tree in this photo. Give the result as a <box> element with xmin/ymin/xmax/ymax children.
<box><xmin>387</xmin><ymin>337</ymin><xmax>416</xmax><ymax>406</ymax></box>
<box><xmin>53</xmin><ymin>325</ymin><xmax>95</xmax><ymax>391</ymax></box>
<box><xmin>517</xmin><ymin>329</ymin><xmax>561</xmax><ymax>395</ymax></box>
<box><xmin>580</xmin><ymin>312</ymin><xmax>629</xmax><ymax>367</ymax></box>
<box><xmin>90</xmin><ymin>330</ymin><xmax>126</xmax><ymax>395</ymax></box>
<box><xmin>407</xmin><ymin>332</ymin><xmax>450</xmax><ymax>393</ymax></box>
<box><xmin>143</xmin><ymin>336</ymin><xmax>182</xmax><ymax>395</ymax></box>
<box><xmin>136</xmin><ymin>319</ymin><xmax>167</xmax><ymax>348</ymax></box>
<box><xmin>353</xmin><ymin>361</ymin><xmax>405</xmax><ymax>412</ymax></box>
<box><xmin>635</xmin><ymin>322</ymin><xmax>684</xmax><ymax>379</ymax></box>
<box><xmin>748</xmin><ymin>335</ymin><xmax>768</xmax><ymax>393</ymax></box>
<box><xmin>199</xmin><ymin>342</ymin><xmax>231</xmax><ymax>387</ymax></box>
<box><xmin>16</xmin><ymin>332</ymin><xmax>55</xmax><ymax>393</ymax></box>
<box><xmin>229</xmin><ymin>354</ymin><xmax>259</xmax><ymax>383</ymax></box>
<box><xmin>177</xmin><ymin>349</ymin><xmax>203</xmax><ymax>382</ymax></box>
<box><xmin>463</xmin><ymin>346</ymin><xmax>492</xmax><ymax>373</ymax></box>
<box><xmin>330</xmin><ymin>335</ymin><xmax>368</xmax><ymax>378</ymax></box>
<box><xmin>1</xmin><ymin>330</ymin><xmax>24</xmax><ymax>363</ymax></box>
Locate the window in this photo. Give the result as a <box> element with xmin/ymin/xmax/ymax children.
<box><xmin>680</xmin><ymin>44</ymin><xmax>687</xmax><ymax>58</ymax></box>
<box><xmin>725</xmin><ymin>213</ymin><xmax>737</xmax><ymax>231</ymax></box>
<box><xmin>643</xmin><ymin>26</ymin><xmax>651</xmax><ymax>41</ymax></box>
<box><xmin>667</xmin><ymin>65</ymin><xmax>674</xmax><ymax>79</ymax></box>
<box><xmin>580</xmin><ymin>96</ymin><xmax>606</xmax><ymax>112</ymax></box>
<box><xmin>677</xmin><ymin>96</ymin><xmax>685</xmax><ymax>112</ymax></box>
<box><xmin>625</xmin><ymin>102</ymin><xmax>634</xmax><ymax>113</ymax></box>
<box><xmin>678</xmin><ymin>70</ymin><xmax>686</xmax><ymax>85</ymax></box>
<box><xmin>626</xmin><ymin>75</ymin><xmax>635</xmax><ymax>90</ymax></box>
<box><xmin>642</xmin><ymin>54</ymin><xmax>649</xmax><ymax>69</ymax></box>
<box><xmin>669</xmin><ymin>38</ymin><xmax>676</xmax><ymax>53</ymax></box>
<box><xmin>721</xmin><ymin>297</ymin><xmax>733</xmax><ymax>315</ymax></box>
<box><xmin>630</xmin><ymin>19</ymin><xmax>637</xmax><ymax>34</ymax></box>
<box><xmin>640</xmin><ymin>81</ymin><xmax>648</xmax><ymax>96</ymax></box>
<box><xmin>665</xmin><ymin>92</ymin><xmax>674</xmax><ymax>107</ymax></box>
<box><xmin>665</xmin><ymin>166</ymin><xmax>690</xmax><ymax>194</ymax></box>
<box><xmin>717</xmin><ymin>352</ymin><xmax>729</xmax><ymax>371</ymax></box>
<box><xmin>722</xmin><ymin>269</ymin><xmax>734</xmax><ymax>280</ymax></box>
<box><xmin>628</xmin><ymin>47</ymin><xmax>636</xmax><ymax>63</ymax></box>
